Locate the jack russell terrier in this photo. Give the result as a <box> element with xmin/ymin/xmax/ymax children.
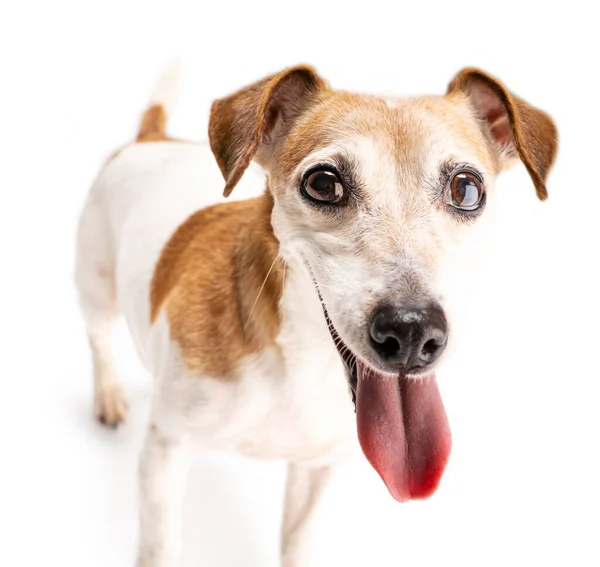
<box><xmin>75</xmin><ymin>63</ymin><xmax>557</xmax><ymax>566</ymax></box>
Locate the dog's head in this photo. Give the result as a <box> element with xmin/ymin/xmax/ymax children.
<box><xmin>209</xmin><ymin>66</ymin><xmax>557</xmax><ymax>501</ymax></box>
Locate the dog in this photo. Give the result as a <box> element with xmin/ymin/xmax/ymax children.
<box><xmin>75</xmin><ymin>63</ymin><xmax>557</xmax><ymax>566</ymax></box>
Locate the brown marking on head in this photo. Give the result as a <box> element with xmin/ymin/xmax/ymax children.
<box><xmin>271</xmin><ymin>92</ymin><xmax>498</xmax><ymax>190</ymax></box>
<box><xmin>447</xmin><ymin>68</ymin><xmax>558</xmax><ymax>200</ymax></box>
<box><xmin>150</xmin><ymin>192</ymin><xmax>283</xmax><ymax>377</ymax></box>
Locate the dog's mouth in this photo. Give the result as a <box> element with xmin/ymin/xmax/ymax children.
<box><xmin>322</xmin><ymin>304</ymin><xmax>452</xmax><ymax>503</ymax></box>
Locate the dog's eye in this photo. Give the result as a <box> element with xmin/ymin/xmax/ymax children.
<box><xmin>449</xmin><ymin>171</ymin><xmax>484</xmax><ymax>210</ymax></box>
<box><xmin>302</xmin><ymin>170</ymin><xmax>344</xmax><ymax>203</ymax></box>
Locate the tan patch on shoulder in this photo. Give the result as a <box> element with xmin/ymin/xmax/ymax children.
<box><xmin>150</xmin><ymin>192</ymin><xmax>283</xmax><ymax>378</ymax></box>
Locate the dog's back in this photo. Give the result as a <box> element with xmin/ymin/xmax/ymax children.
<box><xmin>80</xmin><ymin>143</ymin><xmax>219</xmax><ymax>360</ymax></box>
<box><xmin>74</xmin><ymin>65</ymin><xmax>265</xmax><ymax>420</ymax></box>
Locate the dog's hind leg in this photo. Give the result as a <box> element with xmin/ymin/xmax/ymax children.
<box><xmin>281</xmin><ymin>463</ymin><xmax>332</xmax><ymax>567</ymax></box>
<box><xmin>75</xmin><ymin>197</ymin><xmax>128</xmax><ymax>427</ymax></box>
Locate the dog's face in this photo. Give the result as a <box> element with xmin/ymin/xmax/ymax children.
<box><xmin>209</xmin><ymin>67</ymin><xmax>557</xmax><ymax>379</ymax></box>
<box><xmin>269</xmin><ymin>93</ymin><xmax>499</xmax><ymax>377</ymax></box>
<box><xmin>209</xmin><ymin>66</ymin><xmax>557</xmax><ymax>501</ymax></box>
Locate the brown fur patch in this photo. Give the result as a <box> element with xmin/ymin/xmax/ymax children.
<box><xmin>150</xmin><ymin>192</ymin><xmax>284</xmax><ymax>378</ymax></box>
<box><xmin>137</xmin><ymin>104</ymin><xmax>169</xmax><ymax>142</ymax></box>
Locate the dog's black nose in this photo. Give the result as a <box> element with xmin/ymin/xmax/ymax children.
<box><xmin>369</xmin><ymin>304</ymin><xmax>448</xmax><ymax>371</ymax></box>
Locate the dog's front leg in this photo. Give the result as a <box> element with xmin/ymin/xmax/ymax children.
<box><xmin>136</xmin><ymin>419</ymin><xmax>190</xmax><ymax>567</ymax></box>
<box><xmin>281</xmin><ymin>463</ymin><xmax>332</xmax><ymax>567</ymax></box>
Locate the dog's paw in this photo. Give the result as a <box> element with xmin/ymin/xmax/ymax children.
<box><xmin>95</xmin><ymin>383</ymin><xmax>128</xmax><ymax>427</ymax></box>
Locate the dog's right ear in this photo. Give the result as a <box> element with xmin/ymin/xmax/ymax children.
<box><xmin>209</xmin><ymin>65</ymin><xmax>328</xmax><ymax>197</ymax></box>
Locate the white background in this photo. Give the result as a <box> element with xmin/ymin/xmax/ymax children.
<box><xmin>1</xmin><ymin>1</ymin><xmax>599</xmax><ymax>566</ymax></box>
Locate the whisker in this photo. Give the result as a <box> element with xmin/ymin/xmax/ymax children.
<box><xmin>281</xmin><ymin>259</ymin><xmax>287</xmax><ymax>297</ymax></box>
<box><xmin>244</xmin><ymin>253</ymin><xmax>282</xmax><ymax>331</ymax></box>
<box><xmin>324</xmin><ymin>311</ymin><xmax>344</xmax><ymax>318</ymax></box>
<box><xmin>310</xmin><ymin>281</ymin><xmax>335</xmax><ymax>289</ymax></box>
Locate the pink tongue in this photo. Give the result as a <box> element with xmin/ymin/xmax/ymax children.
<box><xmin>356</xmin><ymin>362</ymin><xmax>452</xmax><ymax>502</ymax></box>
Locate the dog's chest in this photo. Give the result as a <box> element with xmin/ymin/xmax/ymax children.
<box><xmin>224</xmin><ymin>262</ymin><xmax>357</xmax><ymax>464</ymax></box>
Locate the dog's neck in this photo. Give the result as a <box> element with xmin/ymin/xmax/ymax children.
<box><xmin>248</xmin><ymin>188</ymin><xmax>327</xmax><ymax>326</ymax></box>
<box><xmin>239</xmin><ymin>188</ymin><xmax>331</xmax><ymax>356</ymax></box>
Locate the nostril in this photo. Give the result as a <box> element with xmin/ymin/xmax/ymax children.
<box><xmin>419</xmin><ymin>325</ymin><xmax>447</xmax><ymax>364</ymax></box>
<box><xmin>370</xmin><ymin>307</ymin><xmax>414</xmax><ymax>365</ymax></box>
<box><xmin>379</xmin><ymin>336</ymin><xmax>401</xmax><ymax>359</ymax></box>
<box><xmin>422</xmin><ymin>338</ymin><xmax>440</xmax><ymax>357</ymax></box>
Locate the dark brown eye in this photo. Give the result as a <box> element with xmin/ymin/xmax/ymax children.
<box><xmin>302</xmin><ymin>170</ymin><xmax>344</xmax><ymax>203</ymax></box>
<box><xmin>449</xmin><ymin>171</ymin><xmax>484</xmax><ymax>210</ymax></box>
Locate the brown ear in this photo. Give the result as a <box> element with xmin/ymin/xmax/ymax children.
<box><xmin>209</xmin><ymin>65</ymin><xmax>328</xmax><ymax>197</ymax></box>
<box><xmin>447</xmin><ymin>68</ymin><xmax>558</xmax><ymax>200</ymax></box>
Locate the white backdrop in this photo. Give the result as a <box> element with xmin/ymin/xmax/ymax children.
<box><xmin>1</xmin><ymin>1</ymin><xmax>599</xmax><ymax>566</ymax></box>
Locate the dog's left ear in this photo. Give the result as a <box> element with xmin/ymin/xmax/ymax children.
<box><xmin>209</xmin><ymin>65</ymin><xmax>328</xmax><ymax>197</ymax></box>
<box><xmin>447</xmin><ymin>68</ymin><xmax>558</xmax><ymax>200</ymax></box>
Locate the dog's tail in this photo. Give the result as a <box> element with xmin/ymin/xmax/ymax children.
<box><xmin>136</xmin><ymin>60</ymin><xmax>182</xmax><ymax>142</ymax></box>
